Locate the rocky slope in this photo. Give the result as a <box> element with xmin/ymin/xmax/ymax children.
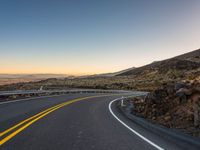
<box><xmin>115</xmin><ymin>48</ymin><xmax>200</xmax><ymax>91</ymax></box>
<box><xmin>118</xmin><ymin>48</ymin><xmax>200</xmax><ymax>76</ymax></box>
<box><xmin>129</xmin><ymin>81</ymin><xmax>200</xmax><ymax>137</ymax></box>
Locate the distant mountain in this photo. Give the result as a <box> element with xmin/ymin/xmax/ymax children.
<box><xmin>74</xmin><ymin>67</ymin><xmax>136</xmax><ymax>79</ymax></box>
<box><xmin>86</xmin><ymin>67</ymin><xmax>136</xmax><ymax>78</ymax></box>
<box><xmin>118</xmin><ymin>48</ymin><xmax>200</xmax><ymax>76</ymax></box>
<box><xmin>0</xmin><ymin>74</ymin><xmax>68</xmax><ymax>79</ymax></box>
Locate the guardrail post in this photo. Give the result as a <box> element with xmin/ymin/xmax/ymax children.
<box><xmin>121</xmin><ymin>96</ymin><xmax>126</xmax><ymax>107</ymax></box>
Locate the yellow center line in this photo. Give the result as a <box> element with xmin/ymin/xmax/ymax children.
<box><xmin>0</xmin><ymin>94</ymin><xmax>120</xmax><ymax>146</ymax></box>
<box><xmin>0</xmin><ymin>102</ymin><xmax>67</xmax><ymax>137</ymax></box>
<box><xmin>0</xmin><ymin>96</ymin><xmax>96</xmax><ymax>137</ymax></box>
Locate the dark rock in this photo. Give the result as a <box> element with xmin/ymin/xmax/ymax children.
<box><xmin>129</xmin><ymin>80</ymin><xmax>200</xmax><ymax>137</ymax></box>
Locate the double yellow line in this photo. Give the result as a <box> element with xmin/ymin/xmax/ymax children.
<box><xmin>0</xmin><ymin>95</ymin><xmax>112</xmax><ymax>146</ymax></box>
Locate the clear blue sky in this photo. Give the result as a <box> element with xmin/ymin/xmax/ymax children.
<box><xmin>0</xmin><ymin>0</ymin><xmax>200</xmax><ymax>75</ymax></box>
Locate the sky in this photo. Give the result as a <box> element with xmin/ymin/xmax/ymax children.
<box><xmin>0</xmin><ymin>0</ymin><xmax>200</xmax><ymax>75</ymax></box>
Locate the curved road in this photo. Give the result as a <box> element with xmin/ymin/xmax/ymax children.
<box><xmin>0</xmin><ymin>93</ymin><xmax>200</xmax><ymax>150</ymax></box>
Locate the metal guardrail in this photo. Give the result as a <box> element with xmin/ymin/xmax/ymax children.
<box><xmin>0</xmin><ymin>89</ymin><xmax>133</xmax><ymax>96</ymax></box>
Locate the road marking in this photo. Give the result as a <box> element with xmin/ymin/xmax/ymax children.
<box><xmin>0</xmin><ymin>100</ymin><xmax>69</xmax><ymax>137</ymax></box>
<box><xmin>0</xmin><ymin>98</ymin><xmax>84</xmax><ymax>145</ymax></box>
<box><xmin>0</xmin><ymin>94</ymin><xmax>121</xmax><ymax>146</ymax></box>
<box><xmin>108</xmin><ymin>98</ymin><xmax>164</xmax><ymax>150</ymax></box>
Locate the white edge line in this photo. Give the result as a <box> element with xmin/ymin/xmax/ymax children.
<box><xmin>108</xmin><ymin>97</ymin><xmax>165</xmax><ymax>150</ymax></box>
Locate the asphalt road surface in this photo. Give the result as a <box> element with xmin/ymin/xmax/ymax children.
<box><xmin>0</xmin><ymin>92</ymin><xmax>200</xmax><ymax>150</ymax></box>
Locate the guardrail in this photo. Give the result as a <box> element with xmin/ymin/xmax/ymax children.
<box><xmin>0</xmin><ymin>89</ymin><xmax>133</xmax><ymax>96</ymax></box>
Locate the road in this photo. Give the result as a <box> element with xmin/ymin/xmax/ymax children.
<box><xmin>0</xmin><ymin>92</ymin><xmax>200</xmax><ymax>150</ymax></box>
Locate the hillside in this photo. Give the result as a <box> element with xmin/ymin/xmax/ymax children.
<box><xmin>118</xmin><ymin>48</ymin><xmax>200</xmax><ymax>76</ymax></box>
<box><xmin>78</xmin><ymin>67</ymin><xmax>136</xmax><ymax>78</ymax></box>
<box><xmin>175</xmin><ymin>48</ymin><xmax>200</xmax><ymax>63</ymax></box>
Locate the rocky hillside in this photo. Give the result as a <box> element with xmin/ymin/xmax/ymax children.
<box><xmin>129</xmin><ymin>80</ymin><xmax>200</xmax><ymax>137</ymax></box>
<box><xmin>112</xmin><ymin>48</ymin><xmax>200</xmax><ymax>91</ymax></box>
<box><xmin>118</xmin><ymin>48</ymin><xmax>200</xmax><ymax>76</ymax></box>
<box><xmin>175</xmin><ymin>48</ymin><xmax>200</xmax><ymax>63</ymax></box>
